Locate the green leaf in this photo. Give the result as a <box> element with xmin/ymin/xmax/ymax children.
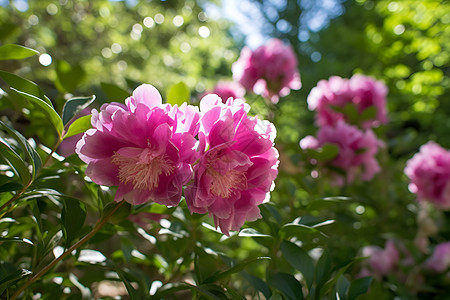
<box><xmin>269</xmin><ymin>272</ymin><xmax>304</xmax><ymax>300</ymax></box>
<box><xmin>343</xmin><ymin>103</ymin><xmax>359</xmax><ymax>124</ymax></box>
<box><xmin>315</xmin><ymin>249</ymin><xmax>332</xmax><ymax>286</ymax></box>
<box><xmin>63</xmin><ymin>115</ymin><xmax>92</xmax><ymax>139</ymax></box>
<box><xmin>0</xmin><ymin>237</ymin><xmax>34</xmax><ymax>245</ymax></box>
<box><xmin>305</xmin><ymin>144</ymin><xmax>339</xmax><ymax>161</ymax></box>
<box><xmin>54</xmin><ymin>59</ymin><xmax>86</xmax><ymax>93</ymax></box>
<box><xmin>0</xmin><ymin>70</ymin><xmax>52</xmax><ymax>105</ymax></box>
<box><xmin>223</xmin><ymin>284</ymin><xmax>246</xmax><ymax>300</ymax></box>
<box><xmin>238</xmin><ymin>228</ymin><xmax>274</xmax><ymax>248</ymax></box>
<box><xmin>242</xmin><ymin>272</ymin><xmax>272</xmax><ymax>299</ymax></box>
<box><xmin>0</xmin><ymin>262</ymin><xmax>31</xmax><ymax>294</ymax></box>
<box><xmin>203</xmin><ymin>257</ymin><xmax>271</xmax><ymax>284</ymax></box>
<box><xmin>62</xmin><ymin>95</ymin><xmax>95</xmax><ymax>125</ymax></box>
<box><xmin>336</xmin><ymin>276</ymin><xmax>350</xmax><ymax>300</ymax></box>
<box><xmin>0</xmin><ymin>137</ymin><xmax>31</xmax><ymax>185</ymax></box>
<box><xmin>61</xmin><ymin>197</ymin><xmax>86</xmax><ymax>246</ymax></box>
<box><xmin>279</xmin><ymin>223</ymin><xmax>328</xmax><ymax>240</ymax></box>
<box><xmin>0</xmin><ymin>182</ymin><xmax>23</xmax><ymax>193</ymax></box>
<box><xmin>152</xmin><ymin>283</ymin><xmax>222</xmax><ymax>300</ymax></box>
<box><xmin>320</xmin><ymin>257</ymin><xmax>365</xmax><ymax>298</ymax></box>
<box><xmin>0</xmin><ymin>44</ymin><xmax>39</xmax><ymax>60</ymax></box>
<box><xmin>0</xmin><ymin>121</ymin><xmax>42</xmax><ymax>179</ymax></box>
<box><xmin>238</xmin><ymin>228</ymin><xmax>272</xmax><ymax>238</ymax></box>
<box><xmin>280</xmin><ymin>241</ymin><xmax>315</xmax><ymax>289</ymax></box>
<box><xmin>101</xmin><ymin>82</ymin><xmax>130</xmax><ymax>101</ymax></box>
<box><xmin>261</xmin><ymin>203</ymin><xmax>283</xmax><ymax>225</ymax></box>
<box><xmin>117</xmin><ymin>269</ymin><xmax>141</xmax><ymax>300</ymax></box>
<box><xmin>102</xmin><ymin>201</ymin><xmax>132</xmax><ymax>224</ymax></box>
<box><xmin>10</xmin><ymin>88</ymin><xmax>64</xmax><ymax>135</ymax></box>
<box><xmin>347</xmin><ymin>276</ymin><xmax>373</xmax><ymax>300</ymax></box>
<box><xmin>166</xmin><ymin>81</ymin><xmax>190</xmax><ymax>106</ymax></box>
<box><xmin>360</xmin><ymin>106</ymin><xmax>377</xmax><ymax>122</ymax></box>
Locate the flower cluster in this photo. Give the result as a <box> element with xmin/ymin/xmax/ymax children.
<box><xmin>359</xmin><ymin>239</ymin><xmax>450</xmax><ymax>285</ymax></box>
<box><xmin>232</xmin><ymin>38</ymin><xmax>301</xmax><ymax>103</ymax></box>
<box><xmin>300</xmin><ymin>74</ymin><xmax>387</xmax><ymax>185</ymax></box>
<box><xmin>185</xmin><ymin>95</ymin><xmax>279</xmax><ymax>235</ymax></box>
<box><xmin>300</xmin><ymin>120</ymin><xmax>381</xmax><ymax>185</ymax></box>
<box><xmin>307</xmin><ymin>74</ymin><xmax>388</xmax><ymax>129</ymax></box>
<box><xmin>361</xmin><ymin>240</ymin><xmax>399</xmax><ymax>279</ymax></box>
<box><xmin>405</xmin><ymin>141</ymin><xmax>450</xmax><ymax>210</ymax></box>
<box><xmin>76</xmin><ymin>84</ymin><xmax>279</xmax><ymax>235</ymax></box>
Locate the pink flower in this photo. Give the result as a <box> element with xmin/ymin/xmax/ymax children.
<box><xmin>232</xmin><ymin>38</ymin><xmax>301</xmax><ymax>104</ymax></box>
<box><xmin>76</xmin><ymin>84</ymin><xmax>200</xmax><ymax>207</ymax></box>
<box><xmin>202</xmin><ymin>81</ymin><xmax>245</xmax><ymax>102</ymax></box>
<box><xmin>307</xmin><ymin>74</ymin><xmax>388</xmax><ymax>129</ymax></box>
<box><xmin>362</xmin><ymin>240</ymin><xmax>399</xmax><ymax>277</ymax></box>
<box><xmin>424</xmin><ymin>242</ymin><xmax>450</xmax><ymax>273</ymax></box>
<box><xmin>404</xmin><ymin>142</ymin><xmax>450</xmax><ymax>209</ymax></box>
<box><xmin>185</xmin><ymin>95</ymin><xmax>279</xmax><ymax>235</ymax></box>
<box><xmin>300</xmin><ymin>120</ymin><xmax>381</xmax><ymax>185</ymax></box>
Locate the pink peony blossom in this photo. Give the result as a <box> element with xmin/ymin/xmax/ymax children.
<box><xmin>76</xmin><ymin>84</ymin><xmax>200</xmax><ymax>206</ymax></box>
<box><xmin>362</xmin><ymin>240</ymin><xmax>399</xmax><ymax>277</ymax></box>
<box><xmin>202</xmin><ymin>81</ymin><xmax>245</xmax><ymax>103</ymax></box>
<box><xmin>185</xmin><ymin>94</ymin><xmax>279</xmax><ymax>235</ymax></box>
<box><xmin>404</xmin><ymin>141</ymin><xmax>450</xmax><ymax>209</ymax></box>
<box><xmin>232</xmin><ymin>38</ymin><xmax>301</xmax><ymax>104</ymax></box>
<box><xmin>307</xmin><ymin>74</ymin><xmax>388</xmax><ymax>129</ymax></box>
<box><xmin>300</xmin><ymin>120</ymin><xmax>381</xmax><ymax>185</ymax></box>
<box><xmin>424</xmin><ymin>242</ymin><xmax>450</xmax><ymax>273</ymax></box>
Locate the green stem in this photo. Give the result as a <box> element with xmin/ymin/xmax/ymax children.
<box><xmin>42</xmin><ymin>137</ymin><xmax>63</xmax><ymax>168</ymax></box>
<box><xmin>10</xmin><ymin>200</ymin><xmax>126</xmax><ymax>300</ymax></box>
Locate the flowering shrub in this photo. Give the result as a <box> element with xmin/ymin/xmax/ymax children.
<box><xmin>300</xmin><ymin>120</ymin><xmax>381</xmax><ymax>185</ymax></box>
<box><xmin>232</xmin><ymin>38</ymin><xmax>301</xmax><ymax>103</ymax></box>
<box><xmin>405</xmin><ymin>141</ymin><xmax>450</xmax><ymax>209</ymax></box>
<box><xmin>307</xmin><ymin>74</ymin><xmax>388</xmax><ymax>129</ymax></box>
<box><xmin>0</xmin><ymin>9</ymin><xmax>448</xmax><ymax>297</ymax></box>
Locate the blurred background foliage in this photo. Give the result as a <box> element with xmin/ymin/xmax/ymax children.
<box><xmin>0</xmin><ymin>0</ymin><xmax>237</xmax><ymax>101</ymax></box>
<box><xmin>1</xmin><ymin>0</ymin><xmax>449</xmax><ymax>299</ymax></box>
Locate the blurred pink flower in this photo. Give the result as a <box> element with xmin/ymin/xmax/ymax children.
<box><xmin>185</xmin><ymin>94</ymin><xmax>279</xmax><ymax>235</ymax></box>
<box><xmin>424</xmin><ymin>242</ymin><xmax>450</xmax><ymax>273</ymax></box>
<box><xmin>232</xmin><ymin>38</ymin><xmax>301</xmax><ymax>104</ymax></box>
<box><xmin>76</xmin><ymin>84</ymin><xmax>200</xmax><ymax>206</ymax></box>
<box><xmin>404</xmin><ymin>141</ymin><xmax>450</xmax><ymax>209</ymax></box>
<box><xmin>300</xmin><ymin>120</ymin><xmax>381</xmax><ymax>185</ymax></box>
<box><xmin>307</xmin><ymin>74</ymin><xmax>388</xmax><ymax>129</ymax></box>
<box><xmin>202</xmin><ymin>81</ymin><xmax>245</xmax><ymax>102</ymax></box>
<box><xmin>362</xmin><ymin>240</ymin><xmax>399</xmax><ymax>277</ymax></box>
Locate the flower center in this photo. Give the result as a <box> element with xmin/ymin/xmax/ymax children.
<box><xmin>111</xmin><ymin>148</ymin><xmax>175</xmax><ymax>190</ymax></box>
<box><xmin>208</xmin><ymin>168</ymin><xmax>247</xmax><ymax>198</ymax></box>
